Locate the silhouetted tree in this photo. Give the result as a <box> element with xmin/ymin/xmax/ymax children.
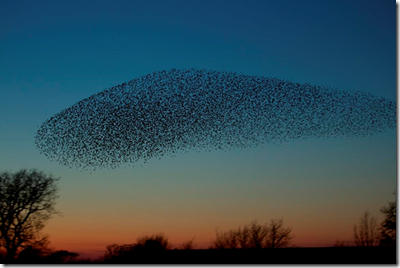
<box><xmin>353</xmin><ymin>211</ymin><xmax>378</xmax><ymax>246</ymax></box>
<box><xmin>212</xmin><ymin>219</ymin><xmax>293</xmax><ymax>249</ymax></box>
<box><xmin>379</xmin><ymin>194</ymin><xmax>396</xmax><ymax>247</ymax></box>
<box><xmin>266</xmin><ymin>218</ymin><xmax>293</xmax><ymax>248</ymax></box>
<box><xmin>248</xmin><ymin>220</ymin><xmax>269</xmax><ymax>248</ymax></box>
<box><xmin>0</xmin><ymin>169</ymin><xmax>59</xmax><ymax>261</ymax></box>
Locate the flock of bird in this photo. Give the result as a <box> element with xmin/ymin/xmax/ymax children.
<box><xmin>35</xmin><ymin>68</ymin><xmax>396</xmax><ymax>170</ymax></box>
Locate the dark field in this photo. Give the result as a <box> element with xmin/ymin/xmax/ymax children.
<box><xmin>11</xmin><ymin>247</ymin><xmax>394</xmax><ymax>265</ymax></box>
<box><xmin>101</xmin><ymin>247</ymin><xmax>395</xmax><ymax>265</ymax></box>
<box><xmin>103</xmin><ymin>247</ymin><xmax>396</xmax><ymax>265</ymax></box>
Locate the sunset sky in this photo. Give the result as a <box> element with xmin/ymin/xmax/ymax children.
<box><xmin>0</xmin><ymin>0</ymin><xmax>396</xmax><ymax>259</ymax></box>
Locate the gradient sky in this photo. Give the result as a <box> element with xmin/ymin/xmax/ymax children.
<box><xmin>0</xmin><ymin>0</ymin><xmax>396</xmax><ymax>259</ymax></box>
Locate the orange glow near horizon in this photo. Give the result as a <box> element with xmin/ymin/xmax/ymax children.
<box><xmin>43</xmin><ymin>213</ymin><xmax>364</xmax><ymax>260</ymax></box>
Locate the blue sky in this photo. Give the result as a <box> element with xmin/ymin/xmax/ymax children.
<box><xmin>0</xmin><ymin>0</ymin><xmax>396</xmax><ymax>258</ymax></box>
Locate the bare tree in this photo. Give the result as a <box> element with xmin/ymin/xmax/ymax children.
<box><xmin>248</xmin><ymin>220</ymin><xmax>269</xmax><ymax>249</ymax></box>
<box><xmin>266</xmin><ymin>218</ymin><xmax>293</xmax><ymax>248</ymax></box>
<box><xmin>353</xmin><ymin>211</ymin><xmax>378</xmax><ymax>246</ymax></box>
<box><xmin>0</xmin><ymin>169</ymin><xmax>60</xmax><ymax>261</ymax></box>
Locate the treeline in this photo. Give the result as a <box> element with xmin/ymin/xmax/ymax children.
<box><xmin>101</xmin><ymin>218</ymin><xmax>293</xmax><ymax>263</ymax></box>
<box><xmin>0</xmin><ymin>169</ymin><xmax>396</xmax><ymax>264</ymax></box>
<box><xmin>213</xmin><ymin>219</ymin><xmax>292</xmax><ymax>249</ymax></box>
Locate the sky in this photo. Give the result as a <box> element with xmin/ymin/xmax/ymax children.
<box><xmin>0</xmin><ymin>0</ymin><xmax>396</xmax><ymax>260</ymax></box>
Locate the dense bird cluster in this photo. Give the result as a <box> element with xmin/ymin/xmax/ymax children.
<box><xmin>35</xmin><ymin>69</ymin><xmax>396</xmax><ymax>170</ymax></box>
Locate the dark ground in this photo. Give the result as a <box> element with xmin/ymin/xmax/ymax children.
<box><xmin>7</xmin><ymin>247</ymin><xmax>396</xmax><ymax>264</ymax></box>
<box><xmin>101</xmin><ymin>247</ymin><xmax>396</xmax><ymax>265</ymax></box>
